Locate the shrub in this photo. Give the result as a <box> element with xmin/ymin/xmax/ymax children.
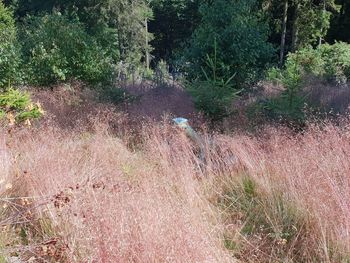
<box><xmin>21</xmin><ymin>12</ymin><xmax>113</xmax><ymax>86</ymax></box>
<box><xmin>153</xmin><ymin>60</ymin><xmax>170</xmax><ymax>86</ymax></box>
<box><xmin>264</xmin><ymin>42</ymin><xmax>350</xmax><ymax>123</ymax></box>
<box><xmin>186</xmin><ymin>46</ymin><xmax>240</xmax><ymax>122</ymax></box>
<box><xmin>0</xmin><ymin>88</ymin><xmax>44</xmax><ymax>126</ymax></box>
<box><xmin>265</xmin><ymin>61</ymin><xmax>305</xmax><ymax>123</ymax></box>
<box><xmin>282</xmin><ymin>43</ymin><xmax>350</xmax><ymax>85</ymax></box>
<box><xmin>319</xmin><ymin>42</ymin><xmax>350</xmax><ymax>84</ymax></box>
<box><xmin>0</xmin><ymin>1</ymin><xmax>21</xmax><ymax>88</ymax></box>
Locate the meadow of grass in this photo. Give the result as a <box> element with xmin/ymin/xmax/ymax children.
<box><xmin>1</xmin><ymin>116</ymin><xmax>350</xmax><ymax>262</ymax></box>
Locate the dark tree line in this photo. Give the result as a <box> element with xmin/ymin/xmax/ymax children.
<box><xmin>2</xmin><ymin>0</ymin><xmax>350</xmax><ymax>68</ymax></box>
<box><xmin>1</xmin><ymin>0</ymin><xmax>350</xmax><ymax>121</ymax></box>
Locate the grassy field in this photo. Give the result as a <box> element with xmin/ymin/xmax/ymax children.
<box><xmin>1</xmin><ymin>111</ymin><xmax>350</xmax><ymax>262</ymax></box>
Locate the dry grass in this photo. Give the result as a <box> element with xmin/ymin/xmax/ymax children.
<box><xmin>215</xmin><ymin>122</ymin><xmax>350</xmax><ymax>262</ymax></box>
<box><xmin>1</xmin><ymin>118</ymin><xmax>350</xmax><ymax>262</ymax></box>
<box><xmin>0</xmin><ymin>124</ymin><xmax>231</xmax><ymax>262</ymax></box>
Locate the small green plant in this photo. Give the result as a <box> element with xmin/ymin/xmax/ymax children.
<box><xmin>187</xmin><ymin>41</ymin><xmax>240</xmax><ymax>122</ymax></box>
<box><xmin>183</xmin><ymin>0</ymin><xmax>274</xmax><ymax>91</ymax></box>
<box><xmin>265</xmin><ymin>60</ymin><xmax>305</xmax><ymax>123</ymax></box>
<box><xmin>0</xmin><ymin>88</ymin><xmax>44</xmax><ymax>126</ymax></box>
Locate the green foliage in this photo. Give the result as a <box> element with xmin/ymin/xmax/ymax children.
<box><xmin>187</xmin><ymin>44</ymin><xmax>240</xmax><ymax>121</ymax></box>
<box><xmin>0</xmin><ymin>88</ymin><xmax>43</xmax><ymax>125</ymax></box>
<box><xmin>318</xmin><ymin>42</ymin><xmax>350</xmax><ymax>84</ymax></box>
<box><xmin>9</xmin><ymin>0</ymin><xmax>152</xmax><ymax>70</ymax></box>
<box><xmin>264</xmin><ymin>92</ymin><xmax>306</xmax><ymax>123</ymax></box>
<box><xmin>110</xmin><ymin>0</ymin><xmax>153</xmax><ymax>67</ymax></box>
<box><xmin>259</xmin><ymin>0</ymin><xmax>339</xmax><ymax>60</ymax></box>
<box><xmin>153</xmin><ymin>60</ymin><xmax>170</xmax><ymax>86</ymax></box>
<box><xmin>265</xmin><ymin>42</ymin><xmax>350</xmax><ymax>122</ymax></box>
<box><xmin>285</xmin><ymin>46</ymin><xmax>324</xmax><ymax>76</ymax></box>
<box><xmin>20</xmin><ymin>12</ymin><xmax>113</xmax><ymax>86</ymax></box>
<box><xmin>294</xmin><ymin>0</ymin><xmax>335</xmax><ymax>49</ymax></box>
<box><xmin>76</xmin><ymin>0</ymin><xmax>153</xmax><ymax>68</ymax></box>
<box><xmin>184</xmin><ymin>0</ymin><xmax>274</xmax><ymax>89</ymax></box>
<box><xmin>155</xmin><ymin>60</ymin><xmax>169</xmax><ymax>78</ymax></box>
<box><xmin>183</xmin><ymin>0</ymin><xmax>274</xmax><ymax>122</ymax></box>
<box><xmin>0</xmin><ymin>1</ymin><xmax>21</xmax><ymax>88</ymax></box>
<box><xmin>283</xmin><ymin>43</ymin><xmax>350</xmax><ymax>84</ymax></box>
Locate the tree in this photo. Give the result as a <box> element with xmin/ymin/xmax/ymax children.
<box><xmin>290</xmin><ymin>0</ymin><xmax>337</xmax><ymax>51</ymax></box>
<box><xmin>87</xmin><ymin>0</ymin><xmax>153</xmax><ymax>67</ymax></box>
<box><xmin>149</xmin><ymin>0</ymin><xmax>200</xmax><ymax>65</ymax></box>
<box><xmin>0</xmin><ymin>0</ymin><xmax>21</xmax><ymax>88</ymax></box>
<box><xmin>184</xmin><ymin>0</ymin><xmax>274</xmax><ymax>88</ymax></box>
<box><xmin>327</xmin><ymin>0</ymin><xmax>350</xmax><ymax>43</ymax></box>
<box><xmin>183</xmin><ymin>0</ymin><xmax>275</xmax><ymax>121</ymax></box>
<box><xmin>0</xmin><ymin>0</ymin><xmax>15</xmax><ymax>41</ymax></box>
<box><xmin>262</xmin><ymin>0</ymin><xmax>339</xmax><ymax>64</ymax></box>
<box><xmin>20</xmin><ymin>12</ymin><xmax>114</xmax><ymax>85</ymax></box>
<box><xmin>280</xmin><ymin>0</ymin><xmax>289</xmax><ymax>66</ymax></box>
<box><xmin>6</xmin><ymin>0</ymin><xmax>153</xmax><ymax>69</ymax></box>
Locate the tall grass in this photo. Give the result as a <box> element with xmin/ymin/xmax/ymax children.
<box><xmin>0</xmin><ymin>125</ymin><xmax>231</xmax><ymax>262</ymax></box>
<box><xmin>1</xmin><ymin>120</ymin><xmax>350</xmax><ymax>262</ymax></box>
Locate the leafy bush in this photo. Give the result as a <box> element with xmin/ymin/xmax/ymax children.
<box><xmin>0</xmin><ymin>1</ymin><xmax>21</xmax><ymax>88</ymax></box>
<box><xmin>0</xmin><ymin>88</ymin><xmax>44</xmax><ymax>126</ymax></box>
<box><xmin>20</xmin><ymin>12</ymin><xmax>113</xmax><ymax>86</ymax></box>
<box><xmin>283</xmin><ymin>43</ymin><xmax>350</xmax><ymax>85</ymax></box>
<box><xmin>319</xmin><ymin>42</ymin><xmax>350</xmax><ymax>84</ymax></box>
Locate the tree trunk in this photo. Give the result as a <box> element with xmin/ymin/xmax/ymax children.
<box><xmin>318</xmin><ymin>0</ymin><xmax>326</xmax><ymax>47</ymax></box>
<box><xmin>338</xmin><ymin>0</ymin><xmax>346</xmax><ymax>26</ymax></box>
<box><xmin>279</xmin><ymin>0</ymin><xmax>289</xmax><ymax>67</ymax></box>
<box><xmin>145</xmin><ymin>18</ymin><xmax>150</xmax><ymax>71</ymax></box>
<box><xmin>340</xmin><ymin>0</ymin><xmax>345</xmax><ymax>16</ymax></box>
<box><xmin>291</xmin><ymin>2</ymin><xmax>300</xmax><ymax>52</ymax></box>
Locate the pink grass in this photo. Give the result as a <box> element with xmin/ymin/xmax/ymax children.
<box><xmin>2</xmin><ymin>119</ymin><xmax>350</xmax><ymax>261</ymax></box>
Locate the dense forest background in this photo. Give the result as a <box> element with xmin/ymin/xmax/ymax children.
<box><xmin>1</xmin><ymin>0</ymin><xmax>350</xmax><ymax>125</ymax></box>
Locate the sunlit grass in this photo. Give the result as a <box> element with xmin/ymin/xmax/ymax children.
<box><xmin>1</xmin><ymin>120</ymin><xmax>350</xmax><ymax>261</ymax></box>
